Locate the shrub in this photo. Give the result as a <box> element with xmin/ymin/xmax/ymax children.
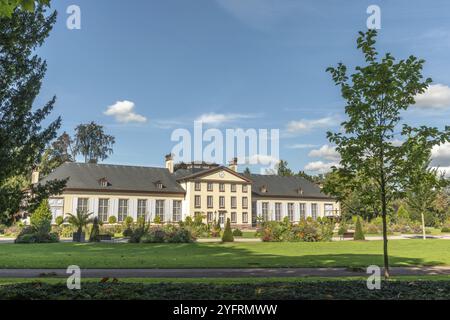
<box><xmin>293</xmin><ymin>220</ymin><xmax>320</xmax><ymax>242</ymax></box>
<box><xmin>153</xmin><ymin>215</ymin><xmax>162</xmax><ymax>224</ymax></box>
<box><xmin>136</xmin><ymin>216</ymin><xmax>146</xmax><ymax>226</ymax></box>
<box><xmin>55</xmin><ymin>216</ymin><xmax>64</xmax><ymax>226</ymax></box>
<box><xmin>354</xmin><ymin>216</ymin><xmax>365</xmax><ymax>240</ymax></box>
<box><xmin>441</xmin><ymin>227</ymin><xmax>450</xmax><ymax>233</ymax></box>
<box><xmin>318</xmin><ymin>217</ymin><xmax>334</xmax><ymax>242</ymax></box>
<box><xmin>124</xmin><ymin>216</ymin><xmax>134</xmax><ymax>227</ymax></box>
<box><xmin>15</xmin><ymin>200</ymin><xmax>58</xmax><ymax>244</ymax></box>
<box><xmin>338</xmin><ymin>222</ymin><xmax>347</xmax><ymax>236</ymax></box>
<box><xmin>396</xmin><ymin>205</ymin><xmax>410</xmax><ymax>222</ymax></box>
<box><xmin>2</xmin><ymin>224</ymin><xmax>22</xmax><ymax>237</ymax></box>
<box><xmin>232</xmin><ymin>229</ymin><xmax>243</xmax><ymax>237</ymax></box>
<box><xmin>210</xmin><ymin>219</ymin><xmax>221</xmax><ymax>238</ymax></box>
<box><xmin>30</xmin><ymin>200</ymin><xmax>52</xmax><ymax>234</ymax></box>
<box><xmin>141</xmin><ymin>228</ymin><xmax>166</xmax><ymax>243</ymax></box>
<box><xmin>108</xmin><ymin>216</ymin><xmax>117</xmax><ymax>224</ymax></box>
<box><xmin>166</xmin><ymin>228</ymin><xmax>195</xmax><ymax>243</ymax></box>
<box><xmin>122</xmin><ymin>227</ymin><xmax>133</xmax><ymax>237</ymax></box>
<box><xmin>89</xmin><ymin>217</ymin><xmax>100</xmax><ymax>242</ymax></box>
<box><xmin>58</xmin><ymin>225</ymin><xmax>75</xmax><ymax>238</ymax></box>
<box><xmin>221</xmin><ymin>218</ymin><xmax>234</xmax><ymax>242</ymax></box>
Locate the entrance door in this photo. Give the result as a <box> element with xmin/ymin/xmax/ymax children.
<box><xmin>219</xmin><ymin>212</ymin><xmax>225</xmax><ymax>228</ymax></box>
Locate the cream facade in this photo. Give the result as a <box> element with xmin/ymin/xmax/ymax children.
<box><xmin>49</xmin><ymin>191</ymin><xmax>185</xmax><ymax>223</ymax></box>
<box><xmin>253</xmin><ymin>197</ymin><xmax>340</xmax><ymax>224</ymax></box>
<box><xmin>177</xmin><ymin>167</ymin><xmax>252</xmax><ymax>228</ymax></box>
<box><xmin>44</xmin><ymin>157</ymin><xmax>339</xmax><ymax>229</ymax></box>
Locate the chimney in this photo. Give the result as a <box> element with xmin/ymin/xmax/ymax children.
<box><xmin>165</xmin><ymin>154</ymin><xmax>174</xmax><ymax>174</ymax></box>
<box><xmin>228</xmin><ymin>157</ymin><xmax>238</xmax><ymax>172</ymax></box>
<box><xmin>31</xmin><ymin>168</ymin><xmax>40</xmax><ymax>184</ymax></box>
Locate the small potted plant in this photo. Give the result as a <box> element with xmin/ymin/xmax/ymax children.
<box><xmin>66</xmin><ymin>210</ymin><xmax>94</xmax><ymax>242</ymax></box>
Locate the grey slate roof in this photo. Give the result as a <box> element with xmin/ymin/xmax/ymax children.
<box><xmin>248</xmin><ymin>174</ymin><xmax>332</xmax><ymax>200</ymax></box>
<box><xmin>41</xmin><ymin>162</ymin><xmax>185</xmax><ymax>194</ymax></box>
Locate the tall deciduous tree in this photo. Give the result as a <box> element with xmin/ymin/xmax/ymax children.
<box><xmin>73</xmin><ymin>122</ymin><xmax>115</xmax><ymax>163</ymax></box>
<box><xmin>327</xmin><ymin>30</ymin><xmax>450</xmax><ymax>278</ymax></box>
<box><xmin>39</xmin><ymin>132</ymin><xmax>74</xmax><ymax>177</ymax></box>
<box><xmin>0</xmin><ymin>6</ymin><xmax>65</xmax><ymax>224</ymax></box>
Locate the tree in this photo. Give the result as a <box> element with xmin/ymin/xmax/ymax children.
<box><xmin>327</xmin><ymin>30</ymin><xmax>450</xmax><ymax>277</ymax></box>
<box><xmin>0</xmin><ymin>0</ymin><xmax>49</xmax><ymax>18</ymax></box>
<box><xmin>221</xmin><ymin>218</ymin><xmax>234</xmax><ymax>242</ymax></box>
<box><xmin>353</xmin><ymin>216</ymin><xmax>365</xmax><ymax>241</ymax></box>
<box><xmin>89</xmin><ymin>217</ymin><xmax>100</xmax><ymax>242</ymax></box>
<box><xmin>66</xmin><ymin>210</ymin><xmax>94</xmax><ymax>242</ymax></box>
<box><xmin>405</xmin><ymin>158</ymin><xmax>446</xmax><ymax>240</ymax></box>
<box><xmin>243</xmin><ymin>167</ymin><xmax>251</xmax><ymax>175</ymax></box>
<box><xmin>39</xmin><ymin>132</ymin><xmax>74</xmax><ymax>177</ymax></box>
<box><xmin>276</xmin><ymin>160</ymin><xmax>294</xmax><ymax>176</ymax></box>
<box><xmin>30</xmin><ymin>199</ymin><xmax>52</xmax><ymax>233</ymax></box>
<box><xmin>73</xmin><ymin>122</ymin><xmax>115</xmax><ymax>163</ymax></box>
<box><xmin>396</xmin><ymin>204</ymin><xmax>410</xmax><ymax>222</ymax></box>
<box><xmin>0</xmin><ymin>5</ymin><xmax>66</xmax><ymax>224</ymax></box>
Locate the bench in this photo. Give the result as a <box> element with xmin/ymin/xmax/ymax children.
<box><xmin>98</xmin><ymin>234</ymin><xmax>112</xmax><ymax>241</ymax></box>
<box><xmin>341</xmin><ymin>232</ymin><xmax>355</xmax><ymax>240</ymax></box>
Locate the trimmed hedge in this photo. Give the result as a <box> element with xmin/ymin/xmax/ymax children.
<box><xmin>1</xmin><ymin>281</ymin><xmax>450</xmax><ymax>300</ymax></box>
<box><xmin>221</xmin><ymin>218</ymin><xmax>234</xmax><ymax>242</ymax></box>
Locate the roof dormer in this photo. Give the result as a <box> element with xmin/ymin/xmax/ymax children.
<box><xmin>98</xmin><ymin>177</ymin><xmax>110</xmax><ymax>187</ymax></box>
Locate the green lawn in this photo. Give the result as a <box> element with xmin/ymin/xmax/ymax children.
<box><xmin>0</xmin><ymin>239</ymin><xmax>449</xmax><ymax>269</ymax></box>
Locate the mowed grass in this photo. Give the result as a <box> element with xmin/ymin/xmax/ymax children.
<box><xmin>0</xmin><ymin>239</ymin><xmax>449</xmax><ymax>269</ymax></box>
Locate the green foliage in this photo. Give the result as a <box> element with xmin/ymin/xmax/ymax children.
<box><xmin>396</xmin><ymin>205</ymin><xmax>410</xmax><ymax>222</ymax></box>
<box><xmin>140</xmin><ymin>226</ymin><xmax>195</xmax><ymax>243</ymax></box>
<box><xmin>276</xmin><ymin>160</ymin><xmax>294</xmax><ymax>176</ymax></box>
<box><xmin>73</xmin><ymin>122</ymin><xmax>115</xmax><ymax>164</ymax></box>
<box><xmin>153</xmin><ymin>215</ymin><xmax>162</xmax><ymax>224</ymax></box>
<box><xmin>338</xmin><ymin>221</ymin><xmax>347</xmax><ymax>236</ymax></box>
<box><xmin>0</xmin><ymin>0</ymin><xmax>50</xmax><ymax>18</ymax></box>
<box><xmin>30</xmin><ymin>200</ymin><xmax>52</xmax><ymax>234</ymax></box>
<box><xmin>326</xmin><ymin>29</ymin><xmax>449</xmax><ymax>275</ymax></box>
<box><xmin>0</xmin><ymin>4</ymin><xmax>66</xmax><ymax>225</ymax></box>
<box><xmin>221</xmin><ymin>218</ymin><xmax>234</xmax><ymax>242</ymax></box>
<box><xmin>258</xmin><ymin>218</ymin><xmax>335</xmax><ymax>242</ymax></box>
<box><xmin>108</xmin><ymin>216</ymin><xmax>117</xmax><ymax>224</ymax></box>
<box><xmin>124</xmin><ymin>216</ymin><xmax>133</xmax><ymax>227</ymax></box>
<box><xmin>232</xmin><ymin>229</ymin><xmax>243</xmax><ymax>237</ymax></box>
<box><xmin>89</xmin><ymin>217</ymin><xmax>100</xmax><ymax>242</ymax></box>
<box><xmin>54</xmin><ymin>216</ymin><xmax>64</xmax><ymax>226</ymax></box>
<box><xmin>354</xmin><ymin>217</ymin><xmax>365</xmax><ymax>241</ymax></box>
<box><xmin>1</xmin><ymin>280</ymin><xmax>450</xmax><ymax>300</ymax></box>
<box><xmin>65</xmin><ymin>210</ymin><xmax>93</xmax><ymax>235</ymax></box>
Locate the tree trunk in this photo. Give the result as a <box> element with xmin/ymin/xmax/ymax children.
<box><xmin>421</xmin><ymin>212</ymin><xmax>426</xmax><ymax>240</ymax></box>
<box><xmin>380</xmin><ymin>179</ymin><xmax>390</xmax><ymax>278</ymax></box>
<box><xmin>381</xmin><ymin>211</ymin><xmax>389</xmax><ymax>278</ymax></box>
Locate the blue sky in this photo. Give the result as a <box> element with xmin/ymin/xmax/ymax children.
<box><xmin>36</xmin><ymin>0</ymin><xmax>450</xmax><ymax>174</ymax></box>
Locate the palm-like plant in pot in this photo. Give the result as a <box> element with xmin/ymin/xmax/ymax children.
<box><xmin>66</xmin><ymin>210</ymin><xmax>94</xmax><ymax>242</ymax></box>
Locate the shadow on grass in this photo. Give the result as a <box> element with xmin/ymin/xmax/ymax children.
<box><xmin>1</xmin><ymin>241</ymin><xmax>445</xmax><ymax>269</ymax></box>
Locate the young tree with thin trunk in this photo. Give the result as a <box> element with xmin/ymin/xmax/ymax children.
<box><xmin>327</xmin><ymin>30</ymin><xmax>449</xmax><ymax>278</ymax></box>
<box><xmin>405</xmin><ymin>158</ymin><xmax>447</xmax><ymax>240</ymax></box>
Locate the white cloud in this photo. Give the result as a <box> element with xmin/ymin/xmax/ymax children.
<box><xmin>104</xmin><ymin>100</ymin><xmax>147</xmax><ymax>123</ymax></box>
<box><xmin>286</xmin><ymin>116</ymin><xmax>338</xmax><ymax>134</ymax></box>
<box><xmin>246</xmin><ymin>154</ymin><xmax>279</xmax><ymax>166</ymax></box>
<box><xmin>414</xmin><ymin>84</ymin><xmax>450</xmax><ymax>109</ymax></box>
<box><xmin>308</xmin><ymin>145</ymin><xmax>340</xmax><ymax>161</ymax></box>
<box><xmin>304</xmin><ymin>161</ymin><xmax>339</xmax><ymax>174</ymax></box>
<box><xmin>432</xmin><ymin>166</ymin><xmax>450</xmax><ymax>178</ymax></box>
<box><xmin>286</xmin><ymin>143</ymin><xmax>318</xmax><ymax>149</ymax></box>
<box><xmin>195</xmin><ymin>113</ymin><xmax>255</xmax><ymax>125</ymax></box>
<box><xmin>431</xmin><ymin>142</ymin><xmax>450</xmax><ymax>167</ymax></box>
